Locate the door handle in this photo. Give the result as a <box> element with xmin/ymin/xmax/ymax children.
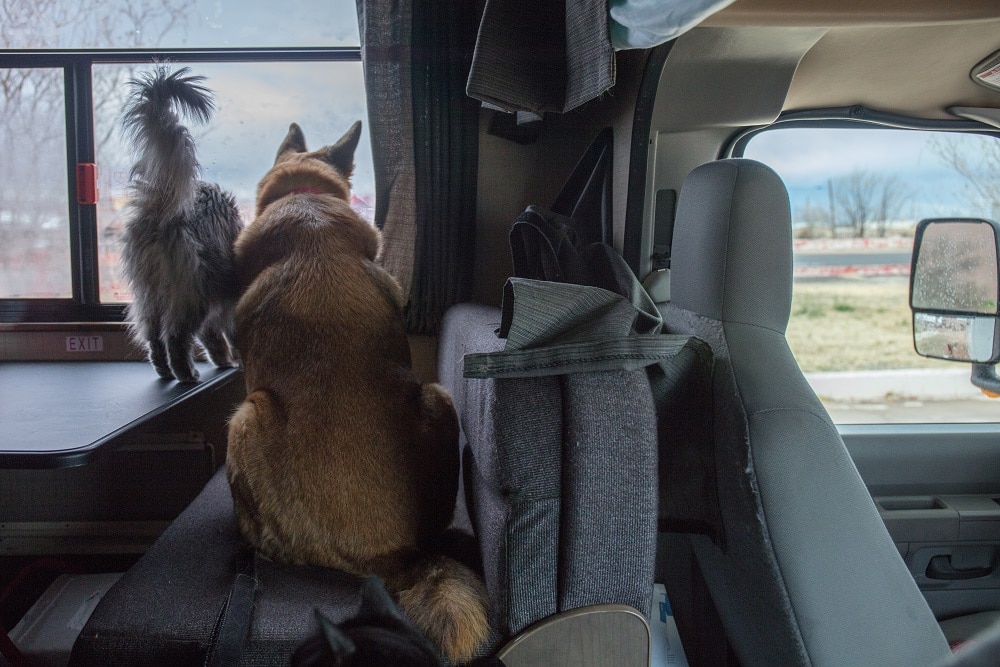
<box><xmin>926</xmin><ymin>555</ymin><xmax>993</xmax><ymax>581</ymax></box>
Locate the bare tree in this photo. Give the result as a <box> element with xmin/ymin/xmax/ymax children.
<box><xmin>873</xmin><ymin>173</ymin><xmax>909</xmax><ymax>237</ymax></box>
<box><xmin>1</xmin><ymin>0</ymin><xmax>193</xmax><ymax>50</ymax></box>
<box><xmin>929</xmin><ymin>134</ymin><xmax>1000</xmax><ymax>220</ymax></box>
<box><xmin>831</xmin><ymin>169</ymin><xmax>909</xmax><ymax>238</ymax></box>
<box><xmin>793</xmin><ymin>199</ymin><xmax>831</xmax><ymax>238</ymax></box>
<box><xmin>0</xmin><ymin>0</ymin><xmax>194</xmax><ymax>298</ymax></box>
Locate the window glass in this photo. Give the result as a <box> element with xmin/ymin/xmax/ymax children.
<box><xmin>1</xmin><ymin>0</ymin><xmax>367</xmax><ymax>320</ymax></box>
<box><xmin>1</xmin><ymin>0</ymin><xmax>360</xmax><ymax>49</ymax></box>
<box><xmin>0</xmin><ymin>67</ymin><xmax>71</xmax><ymax>298</ymax></box>
<box><xmin>743</xmin><ymin>127</ymin><xmax>1000</xmax><ymax>424</ymax></box>
<box><xmin>93</xmin><ymin>61</ymin><xmax>374</xmax><ymax>302</ymax></box>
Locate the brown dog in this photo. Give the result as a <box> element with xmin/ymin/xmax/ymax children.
<box><xmin>227</xmin><ymin>121</ymin><xmax>488</xmax><ymax>663</ymax></box>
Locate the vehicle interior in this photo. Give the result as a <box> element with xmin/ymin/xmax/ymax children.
<box><xmin>2</xmin><ymin>0</ymin><xmax>1000</xmax><ymax>665</ymax></box>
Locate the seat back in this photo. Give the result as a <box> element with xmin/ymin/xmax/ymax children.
<box><xmin>661</xmin><ymin>159</ymin><xmax>952</xmax><ymax>666</ymax></box>
<box><xmin>438</xmin><ymin>301</ymin><xmax>660</xmax><ymax>647</ymax></box>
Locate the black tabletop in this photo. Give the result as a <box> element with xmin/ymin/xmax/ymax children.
<box><xmin>0</xmin><ymin>361</ymin><xmax>240</xmax><ymax>468</ymax></box>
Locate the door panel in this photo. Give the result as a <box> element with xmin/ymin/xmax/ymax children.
<box><xmin>843</xmin><ymin>424</ymin><xmax>1000</xmax><ymax>619</ymax></box>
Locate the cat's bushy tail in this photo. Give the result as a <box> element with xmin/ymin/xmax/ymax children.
<box><xmin>120</xmin><ymin>65</ymin><xmax>214</xmax><ymax>219</ymax></box>
<box><xmin>383</xmin><ymin>554</ymin><xmax>490</xmax><ymax>664</ymax></box>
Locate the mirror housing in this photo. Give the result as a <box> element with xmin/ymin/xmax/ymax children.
<box><xmin>909</xmin><ymin>218</ymin><xmax>1000</xmax><ymax>393</ymax></box>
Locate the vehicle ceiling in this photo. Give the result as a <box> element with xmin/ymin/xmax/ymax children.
<box><xmin>694</xmin><ymin>0</ymin><xmax>1000</xmax><ymax>121</ymax></box>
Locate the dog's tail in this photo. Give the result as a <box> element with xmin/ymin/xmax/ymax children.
<box><xmin>120</xmin><ymin>65</ymin><xmax>214</xmax><ymax>219</ymax></box>
<box><xmin>381</xmin><ymin>553</ymin><xmax>490</xmax><ymax>664</ymax></box>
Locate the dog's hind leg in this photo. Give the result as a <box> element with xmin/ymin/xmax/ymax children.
<box><xmin>227</xmin><ymin>390</ymin><xmax>289</xmax><ymax>561</ymax></box>
<box><xmin>166</xmin><ymin>327</ymin><xmax>200</xmax><ymax>383</ymax></box>
<box><xmin>414</xmin><ymin>383</ymin><xmax>461</xmax><ymax>536</ymax></box>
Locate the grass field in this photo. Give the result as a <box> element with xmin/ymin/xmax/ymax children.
<box><xmin>787</xmin><ymin>277</ymin><xmax>957</xmax><ymax>373</ymax></box>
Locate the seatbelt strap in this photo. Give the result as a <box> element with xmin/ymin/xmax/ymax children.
<box><xmin>204</xmin><ymin>550</ymin><xmax>258</xmax><ymax>667</ymax></box>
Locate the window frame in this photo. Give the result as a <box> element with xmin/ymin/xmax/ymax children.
<box><xmin>724</xmin><ymin>105</ymin><xmax>999</xmax><ymax>159</ymax></box>
<box><xmin>0</xmin><ymin>47</ymin><xmax>361</xmax><ymax>324</ymax></box>
<box><xmin>727</xmin><ymin>108</ymin><xmax>1000</xmax><ymax>425</ymax></box>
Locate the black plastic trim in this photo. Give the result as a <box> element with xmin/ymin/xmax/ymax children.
<box><xmin>726</xmin><ymin>105</ymin><xmax>1000</xmax><ymax>158</ymax></box>
<box><xmin>623</xmin><ymin>43</ymin><xmax>673</xmax><ymax>276</ymax></box>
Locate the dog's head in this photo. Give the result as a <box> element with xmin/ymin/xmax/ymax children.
<box><xmin>255</xmin><ymin>121</ymin><xmax>363</xmax><ymax>216</ymax></box>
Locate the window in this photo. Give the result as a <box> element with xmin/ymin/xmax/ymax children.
<box><xmin>740</xmin><ymin>124</ymin><xmax>1000</xmax><ymax>424</ymax></box>
<box><xmin>0</xmin><ymin>67</ymin><xmax>70</xmax><ymax>299</ymax></box>
<box><xmin>0</xmin><ymin>0</ymin><xmax>373</xmax><ymax>320</ymax></box>
<box><xmin>0</xmin><ymin>0</ymin><xmax>362</xmax><ymax>50</ymax></box>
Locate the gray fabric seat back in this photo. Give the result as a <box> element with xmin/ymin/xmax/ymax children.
<box><xmin>439</xmin><ymin>302</ymin><xmax>659</xmax><ymax>647</ymax></box>
<box><xmin>661</xmin><ymin>159</ymin><xmax>952</xmax><ymax>667</ymax></box>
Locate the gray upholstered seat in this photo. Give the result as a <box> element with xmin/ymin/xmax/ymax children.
<box><xmin>70</xmin><ymin>467</ymin><xmax>371</xmax><ymax>666</ymax></box>
<box><xmin>438</xmin><ymin>301</ymin><xmax>660</xmax><ymax>649</ymax></box>
<box><xmin>660</xmin><ymin>159</ymin><xmax>953</xmax><ymax>666</ymax></box>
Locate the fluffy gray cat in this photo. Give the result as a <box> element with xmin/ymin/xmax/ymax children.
<box><xmin>119</xmin><ymin>66</ymin><xmax>242</xmax><ymax>383</ymax></box>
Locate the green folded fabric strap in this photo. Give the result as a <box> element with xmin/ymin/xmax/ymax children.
<box><xmin>464</xmin><ymin>333</ymin><xmax>702</xmax><ymax>378</ymax></box>
<box><xmin>464</xmin><ymin>278</ymin><xmax>702</xmax><ymax>379</ymax></box>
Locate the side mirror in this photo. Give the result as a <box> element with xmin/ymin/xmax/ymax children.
<box><xmin>909</xmin><ymin>218</ymin><xmax>1000</xmax><ymax>393</ymax></box>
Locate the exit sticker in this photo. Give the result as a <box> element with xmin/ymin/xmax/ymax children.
<box><xmin>66</xmin><ymin>335</ymin><xmax>104</xmax><ymax>353</ymax></box>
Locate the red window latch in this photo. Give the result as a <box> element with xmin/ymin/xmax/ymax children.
<box><xmin>76</xmin><ymin>163</ymin><xmax>98</xmax><ymax>205</ymax></box>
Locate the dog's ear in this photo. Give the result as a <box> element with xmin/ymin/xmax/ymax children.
<box><xmin>357</xmin><ymin>575</ymin><xmax>404</xmax><ymax>622</ymax></box>
<box><xmin>275</xmin><ymin>123</ymin><xmax>308</xmax><ymax>164</ymax></box>
<box><xmin>324</xmin><ymin>120</ymin><xmax>363</xmax><ymax>176</ymax></box>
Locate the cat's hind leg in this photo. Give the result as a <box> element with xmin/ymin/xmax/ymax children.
<box><xmin>199</xmin><ymin>322</ymin><xmax>235</xmax><ymax>368</ymax></box>
<box><xmin>166</xmin><ymin>327</ymin><xmax>200</xmax><ymax>383</ymax></box>
<box><xmin>137</xmin><ymin>315</ymin><xmax>174</xmax><ymax>380</ymax></box>
<box><xmin>198</xmin><ymin>306</ymin><xmax>237</xmax><ymax>368</ymax></box>
<box><xmin>148</xmin><ymin>335</ymin><xmax>173</xmax><ymax>380</ymax></box>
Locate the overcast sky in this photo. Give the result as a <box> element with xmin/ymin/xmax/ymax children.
<box><xmin>744</xmin><ymin>127</ymin><xmax>986</xmax><ymax>223</ymax></box>
<box><xmin>138</xmin><ymin>0</ymin><xmax>360</xmax><ymax>48</ymax></box>
<box><xmin>188</xmin><ymin>1</ymin><xmax>359</xmax><ymax>48</ymax></box>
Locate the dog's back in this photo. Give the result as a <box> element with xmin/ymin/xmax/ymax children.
<box><xmin>228</xmin><ymin>122</ymin><xmax>488</xmax><ymax>663</ymax></box>
<box><xmin>231</xmin><ymin>191</ymin><xmax>455</xmax><ymax>559</ymax></box>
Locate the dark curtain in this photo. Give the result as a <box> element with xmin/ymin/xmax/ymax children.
<box><xmin>466</xmin><ymin>0</ymin><xmax>615</xmax><ymax>114</ymax></box>
<box><xmin>356</xmin><ymin>0</ymin><xmax>480</xmax><ymax>335</ymax></box>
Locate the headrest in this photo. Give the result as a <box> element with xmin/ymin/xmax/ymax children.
<box><xmin>669</xmin><ymin>159</ymin><xmax>793</xmax><ymax>333</ymax></box>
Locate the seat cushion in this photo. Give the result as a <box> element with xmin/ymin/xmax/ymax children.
<box><xmin>71</xmin><ymin>468</ymin><xmax>370</xmax><ymax>665</ymax></box>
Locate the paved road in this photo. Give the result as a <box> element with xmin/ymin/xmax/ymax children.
<box><xmin>794</xmin><ymin>252</ymin><xmax>911</xmax><ymax>267</ymax></box>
